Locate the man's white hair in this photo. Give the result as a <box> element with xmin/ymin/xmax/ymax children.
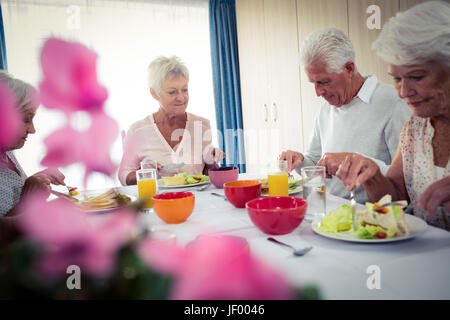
<box><xmin>0</xmin><ymin>70</ymin><xmax>38</xmax><ymax>112</ymax></box>
<box><xmin>147</xmin><ymin>55</ymin><xmax>189</xmax><ymax>95</ymax></box>
<box><xmin>300</xmin><ymin>28</ymin><xmax>356</xmax><ymax>73</ymax></box>
<box><xmin>372</xmin><ymin>1</ymin><xmax>450</xmax><ymax>69</ymax></box>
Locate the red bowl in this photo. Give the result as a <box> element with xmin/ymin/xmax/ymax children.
<box><xmin>223</xmin><ymin>180</ymin><xmax>261</xmax><ymax>208</ymax></box>
<box><xmin>246</xmin><ymin>197</ymin><xmax>307</xmax><ymax>235</ymax></box>
<box><xmin>153</xmin><ymin>192</ymin><xmax>195</xmax><ymax>224</ymax></box>
<box><xmin>208</xmin><ymin>166</ymin><xmax>239</xmax><ymax>188</ymax></box>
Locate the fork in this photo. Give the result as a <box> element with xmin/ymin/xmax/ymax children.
<box><xmin>267</xmin><ymin>237</ymin><xmax>313</xmax><ymax>257</ymax></box>
<box><xmin>196</xmin><ymin>184</ymin><xmax>209</xmax><ymax>191</ymax></box>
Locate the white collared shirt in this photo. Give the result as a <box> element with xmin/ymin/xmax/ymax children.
<box><xmin>296</xmin><ymin>75</ymin><xmax>412</xmax><ymax>203</ymax></box>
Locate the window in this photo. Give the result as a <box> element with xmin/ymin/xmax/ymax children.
<box><xmin>3</xmin><ymin>0</ymin><xmax>216</xmax><ymax>189</ymax></box>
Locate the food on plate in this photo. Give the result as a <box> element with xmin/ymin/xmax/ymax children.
<box><xmin>68</xmin><ymin>187</ymin><xmax>79</xmax><ymax>196</ymax></box>
<box><xmin>161</xmin><ymin>175</ymin><xmax>186</xmax><ymax>186</ymax></box>
<box><xmin>317</xmin><ymin>194</ymin><xmax>409</xmax><ymax>239</ymax></box>
<box><xmin>259</xmin><ymin>178</ymin><xmax>300</xmax><ymax>195</ymax></box>
<box><xmin>357</xmin><ymin>194</ymin><xmax>409</xmax><ymax>238</ymax></box>
<box><xmin>161</xmin><ymin>172</ymin><xmax>210</xmax><ymax>186</ymax></box>
<box><xmin>77</xmin><ymin>188</ymin><xmax>132</xmax><ymax>211</ymax></box>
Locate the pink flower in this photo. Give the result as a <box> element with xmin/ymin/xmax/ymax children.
<box><xmin>19</xmin><ymin>192</ymin><xmax>137</xmax><ymax>279</ymax></box>
<box><xmin>40</xmin><ymin>111</ymin><xmax>118</xmax><ymax>184</ymax></box>
<box><xmin>39</xmin><ymin>38</ymin><xmax>108</xmax><ymax>114</ymax></box>
<box><xmin>139</xmin><ymin>235</ymin><xmax>293</xmax><ymax>300</ymax></box>
<box><xmin>0</xmin><ymin>82</ymin><xmax>22</xmax><ymax>149</ymax></box>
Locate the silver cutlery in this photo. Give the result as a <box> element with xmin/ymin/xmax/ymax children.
<box><xmin>350</xmin><ymin>190</ymin><xmax>357</xmax><ymax>230</ymax></box>
<box><xmin>51</xmin><ymin>189</ymin><xmax>78</xmax><ymax>202</ymax></box>
<box><xmin>373</xmin><ymin>201</ymin><xmax>408</xmax><ymax>211</ymax></box>
<box><xmin>211</xmin><ymin>192</ymin><xmax>227</xmax><ymax>201</ymax></box>
<box><xmin>196</xmin><ymin>184</ymin><xmax>209</xmax><ymax>191</ymax></box>
<box><xmin>267</xmin><ymin>237</ymin><xmax>313</xmax><ymax>256</ymax></box>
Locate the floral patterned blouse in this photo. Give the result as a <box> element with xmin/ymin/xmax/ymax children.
<box><xmin>0</xmin><ymin>151</ymin><xmax>27</xmax><ymax>216</ymax></box>
<box><xmin>400</xmin><ymin>116</ymin><xmax>450</xmax><ymax>230</ymax></box>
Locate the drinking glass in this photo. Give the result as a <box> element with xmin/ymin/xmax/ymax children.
<box><xmin>301</xmin><ymin>166</ymin><xmax>326</xmax><ymax>222</ymax></box>
<box><xmin>141</xmin><ymin>159</ymin><xmax>158</xmax><ymax>170</ymax></box>
<box><xmin>268</xmin><ymin>160</ymin><xmax>289</xmax><ymax>197</ymax></box>
<box><xmin>136</xmin><ymin>168</ymin><xmax>158</xmax><ymax>212</ymax></box>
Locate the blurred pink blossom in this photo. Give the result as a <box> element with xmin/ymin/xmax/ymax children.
<box><xmin>139</xmin><ymin>235</ymin><xmax>293</xmax><ymax>300</ymax></box>
<box><xmin>40</xmin><ymin>111</ymin><xmax>118</xmax><ymax>185</ymax></box>
<box><xmin>19</xmin><ymin>192</ymin><xmax>136</xmax><ymax>279</ymax></box>
<box><xmin>0</xmin><ymin>82</ymin><xmax>22</xmax><ymax>150</ymax></box>
<box><xmin>39</xmin><ymin>38</ymin><xmax>108</xmax><ymax>114</ymax></box>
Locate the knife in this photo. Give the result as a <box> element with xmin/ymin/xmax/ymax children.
<box><xmin>162</xmin><ymin>162</ymin><xmax>185</xmax><ymax>169</ymax></box>
<box><xmin>350</xmin><ymin>190</ymin><xmax>357</xmax><ymax>230</ymax></box>
<box><xmin>51</xmin><ymin>189</ymin><xmax>79</xmax><ymax>202</ymax></box>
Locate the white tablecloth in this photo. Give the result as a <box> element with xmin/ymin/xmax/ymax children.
<box><xmin>115</xmin><ymin>180</ymin><xmax>450</xmax><ymax>300</ymax></box>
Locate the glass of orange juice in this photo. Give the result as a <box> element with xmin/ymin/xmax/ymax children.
<box><xmin>136</xmin><ymin>168</ymin><xmax>158</xmax><ymax>211</ymax></box>
<box><xmin>268</xmin><ymin>160</ymin><xmax>289</xmax><ymax>197</ymax></box>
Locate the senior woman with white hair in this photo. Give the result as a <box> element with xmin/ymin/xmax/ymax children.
<box><xmin>0</xmin><ymin>71</ymin><xmax>66</xmax><ymax>219</ymax></box>
<box><xmin>119</xmin><ymin>56</ymin><xmax>225</xmax><ymax>185</ymax></box>
<box><xmin>336</xmin><ymin>1</ymin><xmax>450</xmax><ymax>230</ymax></box>
<box><xmin>280</xmin><ymin>28</ymin><xmax>411</xmax><ymax>203</ymax></box>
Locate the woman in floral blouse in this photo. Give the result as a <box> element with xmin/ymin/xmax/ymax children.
<box><xmin>335</xmin><ymin>1</ymin><xmax>450</xmax><ymax>230</ymax></box>
<box><xmin>0</xmin><ymin>71</ymin><xmax>66</xmax><ymax>218</ymax></box>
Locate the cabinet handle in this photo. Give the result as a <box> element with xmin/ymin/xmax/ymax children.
<box><xmin>264</xmin><ymin>104</ymin><xmax>268</xmax><ymax>122</ymax></box>
<box><xmin>272</xmin><ymin>102</ymin><xmax>278</xmax><ymax>122</ymax></box>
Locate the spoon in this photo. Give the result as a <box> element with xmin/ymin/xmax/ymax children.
<box><xmin>267</xmin><ymin>237</ymin><xmax>313</xmax><ymax>257</ymax></box>
<box><xmin>211</xmin><ymin>192</ymin><xmax>227</xmax><ymax>201</ymax></box>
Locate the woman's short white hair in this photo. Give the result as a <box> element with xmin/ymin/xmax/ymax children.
<box><xmin>147</xmin><ymin>56</ymin><xmax>189</xmax><ymax>95</ymax></box>
<box><xmin>0</xmin><ymin>70</ymin><xmax>38</xmax><ymax>112</ymax></box>
<box><xmin>300</xmin><ymin>28</ymin><xmax>356</xmax><ymax>74</ymax></box>
<box><xmin>372</xmin><ymin>1</ymin><xmax>450</xmax><ymax>69</ymax></box>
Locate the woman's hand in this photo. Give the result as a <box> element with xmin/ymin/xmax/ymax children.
<box><xmin>205</xmin><ymin>148</ymin><xmax>226</xmax><ymax>165</ymax></box>
<box><xmin>37</xmin><ymin>167</ymin><xmax>66</xmax><ymax>185</ymax></box>
<box><xmin>335</xmin><ymin>154</ymin><xmax>380</xmax><ymax>190</ymax></box>
<box><xmin>21</xmin><ymin>172</ymin><xmax>52</xmax><ymax>196</ymax></box>
<box><xmin>417</xmin><ymin>176</ymin><xmax>450</xmax><ymax>216</ymax></box>
<box><xmin>279</xmin><ymin>150</ymin><xmax>304</xmax><ymax>172</ymax></box>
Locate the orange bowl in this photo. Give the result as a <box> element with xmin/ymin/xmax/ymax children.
<box><xmin>153</xmin><ymin>192</ymin><xmax>195</xmax><ymax>224</ymax></box>
<box><xmin>223</xmin><ymin>180</ymin><xmax>261</xmax><ymax>208</ymax></box>
<box><xmin>246</xmin><ymin>196</ymin><xmax>307</xmax><ymax>235</ymax></box>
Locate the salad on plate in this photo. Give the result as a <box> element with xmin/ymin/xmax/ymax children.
<box><xmin>317</xmin><ymin>195</ymin><xmax>409</xmax><ymax>239</ymax></box>
<box><xmin>161</xmin><ymin>172</ymin><xmax>210</xmax><ymax>187</ymax></box>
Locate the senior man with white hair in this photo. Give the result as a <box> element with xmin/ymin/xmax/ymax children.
<box><xmin>280</xmin><ymin>28</ymin><xmax>411</xmax><ymax>203</ymax></box>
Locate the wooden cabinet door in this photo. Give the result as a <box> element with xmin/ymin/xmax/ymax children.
<box><xmin>264</xmin><ymin>0</ymin><xmax>302</xmax><ymax>157</ymax></box>
<box><xmin>348</xmin><ymin>0</ymin><xmax>399</xmax><ymax>85</ymax></box>
<box><xmin>236</xmin><ymin>0</ymin><xmax>271</xmax><ymax>173</ymax></box>
<box><xmin>296</xmin><ymin>0</ymin><xmax>348</xmax><ymax>152</ymax></box>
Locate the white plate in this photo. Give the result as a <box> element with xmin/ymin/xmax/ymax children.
<box><xmin>261</xmin><ymin>185</ymin><xmax>303</xmax><ymax>197</ymax></box>
<box><xmin>75</xmin><ymin>191</ymin><xmax>136</xmax><ymax>213</ymax></box>
<box><xmin>158</xmin><ymin>179</ymin><xmax>210</xmax><ymax>189</ymax></box>
<box><xmin>311</xmin><ymin>214</ymin><xmax>428</xmax><ymax>243</ymax></box>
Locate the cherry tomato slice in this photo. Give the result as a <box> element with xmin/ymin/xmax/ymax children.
<box><xmin>375</xmin><ymin>232</ymin><xmax>387</xmax><ymax>239</ymax></box>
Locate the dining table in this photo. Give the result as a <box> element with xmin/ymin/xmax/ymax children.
<box><xmin>109</xmin><ymin>174</ymin><xmax>450</xmax><ymax>300</ymax></box>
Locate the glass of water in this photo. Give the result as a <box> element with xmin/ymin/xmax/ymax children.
<box><xmin>301</xmin><ymin>166</ymin><xmax>326</xmax><ymax>222</ymax></box>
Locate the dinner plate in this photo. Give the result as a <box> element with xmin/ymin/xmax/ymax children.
<box><xmin>157</xmin><ymin>179</ymin><xmax>210</xmax><ymax>189</ymax></box>
<box><xmin>261</xmin><ymin>185</ymin><xmax>303</xmax><ymax>197</ymax></box>
<box><xmin>311</xmin><ymin>214</ymin><xmax>428</xmax><ymax>243</ymax></box>
<box><xmin>74</xmin><ymin>191</ymin><xmax>136</xmax><ymax>213</ymax></box>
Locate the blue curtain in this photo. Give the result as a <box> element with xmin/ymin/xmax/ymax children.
<box><xmin>0</xmin><ymin>3</ymin><xmax>7</xmax><ymax>70</ymax></box>
<box><xmin>209</xmin><ymin>0</ymin><xmax>246</xmax><ymax>173</ymax></box>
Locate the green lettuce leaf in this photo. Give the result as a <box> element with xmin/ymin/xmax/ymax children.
<box><xmin>317</xmin><ymin>204</ymin><xmax>352</xmax><ymax>233</ymax></box>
